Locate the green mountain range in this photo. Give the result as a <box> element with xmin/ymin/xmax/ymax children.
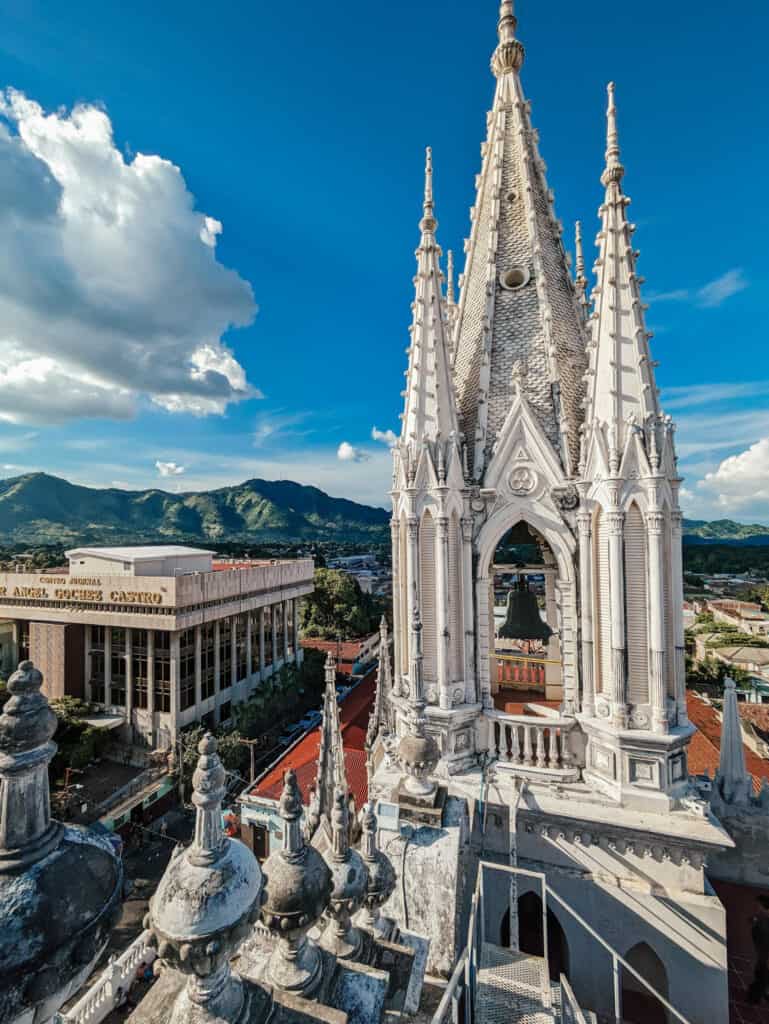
<box><xmin>0</xmin><ymin>472</ymin><xmax>766</xmax><ymax>549</ymax></box>
<box><xmin>0</xmin><ymin>473</ymin><xmax>390</xmax><ymax>546</ymax></box>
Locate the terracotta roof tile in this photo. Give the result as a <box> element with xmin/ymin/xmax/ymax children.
<box><xmin>249</xmin><ymin>668</ymin><xmax>376</xmax><ymax>809</ymax></box>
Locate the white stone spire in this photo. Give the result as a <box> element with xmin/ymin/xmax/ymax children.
<box><xmin>399</xmin><ymin>147</ymin><xmax>459</xmax><ymax>447</ymax></box>
<box><xmin>715</xmin><ymin>678</ymin><xmax>753</xmax><ymax>805</ymax></box>
<box><xmin>584</xmin><ymin>82</ymin><xmax>661</xmax><ymax>451</ymax></box>
<box><xmin>574</xmin><ymin>220</ymin><xmax>589</xmax><ymax>321</ymax></box>
<box><xmin>452</xmin><ymin>3</ymin><xmax>587</xmax><ymax>478</ymax></box>
<box><xmin>446</xmin><ymin>248</ymin><xmax>458</xmax><ymax>348</ymax></box>
<box><xmin>307</xmin><ymin>651</ymin><xmax>347</xmax><ymax>839</ymax></box>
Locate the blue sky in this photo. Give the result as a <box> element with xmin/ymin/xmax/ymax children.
<box><xmin>0</xmin><ymin>0</ymin><xmax>767</xmax><ymax>520</ymax></box>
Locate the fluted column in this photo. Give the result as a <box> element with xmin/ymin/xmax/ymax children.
<box><xmin>577</xmin><ymin>511</ymin><xmax>595</xmax><ymax>717</ymax></box>
<box><xmin>607</xmin><ymin>508</ymin><xmax>628</xmax><ymax>728</ymax></box>
<box><xmin>461</xmin><ymin>516</ymin><xmax>476</xmax><ymax>704</ymax></box>
<box><xmin>671</xmin><ymin>510</ymin><xmax>688</xmax><ymax>726</ymax></box>
<box><xmin>647</xmin><ymin>509</ymin><xmax>668</xmax><ymax>733</ymax></box>
<box><xmin>390</xmin><ymin>518</ymin><xmax>402</xmax><ymax>697</ymax></box>
<box><xmin>436</xmin><ymin>515</ymin><xmax>451</xmax><ymax>709</ymax></box>
<box><xmin>476</xmin><ymin>575</ymin><xmax>493</xmax><ymax>711</ymax></box>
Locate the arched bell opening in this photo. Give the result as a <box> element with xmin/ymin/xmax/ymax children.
<box><xmin>490</xmin><ymin>522</ymin><xmax>562</xmax><ymax>708</ymax></box>
<box><xmin>500</xmin><ymin>892</ymin><xmax>570</xmax><ymax>983</ymax></box>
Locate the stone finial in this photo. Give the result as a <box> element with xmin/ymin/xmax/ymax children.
<box><xmin>574</xmin><ymin>220</ymin><xmax>589</xmax><ymax>313</ymax></box>
<box><xmin>492</xmin><ymin>1</ymin><xmax>524</xmax><ymax>76</ymax></box>
<box><xmin>446</xmin><ymin>249</ymin><xmax>456</xmax><ymax>306</ymax></box>
<box><xmin>260</xmin><ymin>769</ymin><xmax>332</xmax><ymax>995</ymax></box>
<box><xmin>601</xmin><ymin>82</ymin><xmax>625</xmax><ymax>186</ymax></box>
<box><xmin>147</xmin><ymin>732</ymin><xmax>262</xmax><ymax>1023</ymax></box>
<box><xmin>714</xmin><ymin>678</ymin><xmax>753</xmax><ymax>806</ymax></box>
<box><xmin>398</xmin><ymin>605</ymin><xmax>439</xmax><ymax>798</ymax></box>
<box><xmin>420</xmin><ymin>146</ymin><xmax>437</xmax><ymax>234</ymax></box>
<box><xmin>320</xmin><ymin>788</ymin><xmax>368</xmax><ymax>960</ymax></box>
<box><xmin>0</xmin><ymin>660</ymin><xmax>62</xmax><ymax>870</ymax></box>
<box><xmin>189</xmin><ymin>733</ymin><xmax>227</xmax><ymax>867</ymax></box>
<box><xmin>357</xmin><ymin>803</ymin><xmax>397</xmax><ymax>939</ymax></box>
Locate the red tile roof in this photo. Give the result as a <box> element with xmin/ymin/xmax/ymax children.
<box><xmin>686</xmin><ymin>692</ymin><xmax>769</xmax><ymax>793</ymax></box>
<box><xmin>249</xmin><ymin>668</ymin><xmax>376</xmax><ymax>811</ymax></box>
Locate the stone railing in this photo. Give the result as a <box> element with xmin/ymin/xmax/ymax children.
<box><xmin>59</xmin><ymin>932</ymin><xmax>156</xmax><ymax>1024</ymax></box>
<box><xmin>486</xmin><ymin>710</ymin><xmax>580</xmax><ymax>781</ymax></box>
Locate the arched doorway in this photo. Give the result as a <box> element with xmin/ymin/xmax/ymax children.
<box><xmin>500</xmin><ymin>892</ymin><xmax>569</xmax><ymax>982</ymax></box>
<box><xmin>622</xmin><ymin>942</ymin><xmax>669</xmax><ymax>1024</ymax></box>
<box><xmin>490</xmin><ymin>522</ymin><xmax>562</xmax><ymax>706</ymax></box>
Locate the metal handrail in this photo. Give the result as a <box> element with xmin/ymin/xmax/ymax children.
<box><xmin>477</xmin><ymin>862</ymin><xmax>692</xmax><ymax>1024</ymax></box>
<box><xmin>431</xmin><ymin>952</ymin><xmax>468</xmax><ymax>1024</ymax></box>
<box><xmin>559</xmin><ymin>973</ymin><xmax>588</xmax><ymax>1024</ymax></box>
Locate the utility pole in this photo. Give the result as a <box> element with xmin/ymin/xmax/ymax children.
<box><xmin>238</xmin><ymin>737</ymin><xmax>261</xmax><ymax>784</ymax></box>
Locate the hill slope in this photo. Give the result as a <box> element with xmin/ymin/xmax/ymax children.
<box><xmin>0</xmin><ymin>473</ymin><xmax>390</xmax><ymax>545</ymax></box>
<box><xmin>682</xmin><ymin>519</ymin><xmax>769</xmax><ymax>545</ymax></box>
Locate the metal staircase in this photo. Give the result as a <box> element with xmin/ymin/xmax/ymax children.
<box><xmin>475</xmin><ymin>944</ymin><xmax>554</xmax><ymax>1024</ymax></box>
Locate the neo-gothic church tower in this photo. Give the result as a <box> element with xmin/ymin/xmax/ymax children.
<box><xmin>388</xmin><ymin>1</ymin><xmax>692</xmax><ymax>803</ymax></box>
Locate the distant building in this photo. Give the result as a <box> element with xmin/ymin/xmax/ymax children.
<box><xmin>301</xmin><ymin>632</ymin><xmax>381</xmax><ymax>676</ymax></box>
<box><xmin>0</xmin><ymin>545</ymin><xmax>314</xmax><ymax>747</ymax></box>
<box><xmin>706</xmin><ymin>598</ymin><xmax>769</xmax><ymax>636</ymax></box>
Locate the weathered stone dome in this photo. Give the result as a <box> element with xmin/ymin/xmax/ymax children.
<box><xmin>0</xmin><ymin>662</ymin><xmax>123</xmax><ymax>1024</ymax></box>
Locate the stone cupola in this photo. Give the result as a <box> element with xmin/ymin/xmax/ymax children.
<box><xmin>260</xmin><ymin>769</ymin><xmax>332</xmax><ymax>996</ymax></box>
<box><xmin>319</xmin><ymin>788</ymin><xmax>368</xmax><ymax>960</ymax></box>
<box><xmin>0</xmin><ymin>661</ymin><xmax>123</xmax><ymax>1024</ymax></box>
<box><xmin>146</xmin><ymin>733</ymin><xmax>263</xmax><ymax>1024</ymax></box>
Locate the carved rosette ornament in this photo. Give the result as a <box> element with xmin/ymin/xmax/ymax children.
<box><xmin>146</xmin><ymin>734</ymin><xmax>262</xmax><ymax>1024</ymax></box>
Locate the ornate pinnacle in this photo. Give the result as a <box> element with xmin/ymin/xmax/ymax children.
<box><xmin>420</xmin><ymin>146</ymin><xmax>437</xmax><ymax>234</ymax></box>
<box><xmin>279</xmin><ymin>768</ymin><xmax>305</xmax><ymax>860</ymax></box>
<box><xmin>575</xmin><ymin>221</ymin><xmax>587</xmax><ymax>289</ymax></box>
<box><xmin>492</xmin><ymin>1</ymin><xmax>524</xmax><ymax>76</ymax></box>
<box><xmin>446</xmin><ymin>249</ymin><xmax>456</xmax><ymax>306</ymax></box>
<box><xmin>602</xmin><ymin>82</ymin><xmax>625</xmax><ymax>186</ymax></box>
<box><xmin>331</xmin><ymin>787</ymin><xmax>349</xmax><ymax>862</ymax></box>
<box><xmin>409</xmin><ymin>605</ymin><xmax>426</xmax><ymax>710</ymax></box>
<box><xmin>188</xmin><ymin>733</ymin><xmax>227</xmax><ymax>867</ymax></box>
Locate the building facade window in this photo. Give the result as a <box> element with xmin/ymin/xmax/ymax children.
<box><xmin>220</xmin><ymin>700</ymin><xmax>232</xmax><ymax>725</ymax></box>
<box><xmin>91</xmin><ymin>625</ymin><xmax>105</xmax><ymax>651</ymax></box>
<box><xmin>286</xmin><ymin>599</ymin><xmax>294</xmax><ymax>656</ymax></box>
<box><xmin>235</xmin><ymin>614</ymin><xmax>248</xmax><ymax>682</ymax></box>
<box><xmin>154</xmin><ymin>630</ymin><xmax>171</xmax><ymax>712</ymax></box>
<box><xmin>202</xmin><ymin>623</ymin><xmax>215</xmax><ymax>700</ymax></box>
<box><xmin>18</xmin><ymin>622</ymin><xmax>30</xmax><ymax>663</ymax></box>
<box><xmin>132</xmin><ymin>655</ymin><xmax>148</xmax><ymax>709</ymax></box>
<box><xmin>90</xmin><ymin>650</ymin><xmax>105</xmax><ymax>704</ymax></box>
<box><xmin>110</xmin><ymin>628</ymin><xmax>126</xmax><ymax>707</ymax></box>
<box><xmin>179</xmin><ymin>628</ymin><xmax>195</xmax><ymax>711</ymax></box>
<box><xmin>274</xmin><ymin>604</ymin><xmax>284</xmax><ymax>659</ymax></box>
<box><xmin>220</xmin><ymin>618</ymin><xmax>232</xmax><ymax>688</ymax></box>
<box><xmin>264</xmin><ymin>607</ymin><xmax>273</xmax><ymax>666</ymax></box>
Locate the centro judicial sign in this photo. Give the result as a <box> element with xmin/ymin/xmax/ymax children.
<box><xmin>0</xmin><ymin>575</ymin><xmax>168</xmax><ymax>606</ymax></box>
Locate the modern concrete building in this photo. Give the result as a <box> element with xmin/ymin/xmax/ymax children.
<box><xmin>0</xmin><ymin>545</ymin><xmax>314</xmax><ymax>748</ymax></box>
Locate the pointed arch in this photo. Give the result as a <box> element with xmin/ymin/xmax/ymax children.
<box><xmin>448</xmin><ymin>511</ymin><xmax>464</xmax><ymax>683</ymax></box>
<box><xmin>622</xmin><ymin>941</ymin><xmax>669</xmax><ymax>1024</ymax></box>
<box><xmin>420</xmin><ymin>510</ymin><xmax>437</xmax><ymax>686</ymax></box>
<box><xmin>624</xmin><ymin>502</ymin><xmax>649</xmax><ymax>705</ymax></box>
<box><xmin>593</xmin><ymin>506</ymin><xmax>612</xmax><ymax>695</ymax></box>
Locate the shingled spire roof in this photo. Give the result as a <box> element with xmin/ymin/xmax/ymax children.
<box><xmin>584</xmin><ymin>83</ymin><xmax>661</xmax><ymax>451</ymax></box>
<box><xmin>400</xmin><ymin>147</ymin><xmax>459</xmax><ymax>447</ymax></box>
<box><xmin>451</xmin><ymin>2</ymin><xmax>587</xmax><ymax>478</ymax></box>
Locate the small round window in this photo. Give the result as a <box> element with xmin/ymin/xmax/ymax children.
<box><xmin>500</xmin><ymin>266</ymin><xmax>530</xmax><ymax>291</ymax></box>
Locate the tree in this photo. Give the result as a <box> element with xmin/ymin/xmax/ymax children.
<box><xmin>301</xmin><ymin>569</ymin><xmax>376</xmax><ymax>639</ymax></box>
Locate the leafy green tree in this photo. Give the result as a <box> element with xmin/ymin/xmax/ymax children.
<box><xmin>301</xmin><ymin>569</ymin><xmax>375</xmax><ymax>639</ymax></box>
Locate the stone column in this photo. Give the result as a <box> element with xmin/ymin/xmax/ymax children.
<box><xmin>104</xmin><ymin>627</ymin><xmax>112</xmax><ymax>707</ymax></box>
<box><xmin>246</xmin><ymin>613</ymin><xmax>253</xmax><ymax>679</ymax></box>
<box><xmin>405</xmin><ymin>515</ymin><xmax>419</xmax><ymax>646</ymax></box>
<box><xmin>577</xmin><ymin>511</ymin><xmax>595</xmax><ymax>717</ymax></box>
<box><xmin>436</xmin><ymin>515</ymin><xmax>451</xmax><ymax>710</ymax></box>
<box><xmin>476</xmin><ymin>575</ymin><xmax>493</xmax><ymax>712</ymax></box>
<box><xmin>125</xmin><ymin>627</ymin><xmax>133</xmax><ymax>728</ymax></box>
<box><xmin>147</xmin><ymin>630</ymin><xmax>155</xmax><ymax>719</ymax></box>
<box><xmin>170</xmin><ymin>631</ymin><xmax>180</xmax><ymax>737</ymax></box>
<box><xmin>607</xmin><ymin>508</ymin><xmax>628</xmax><ymax>728</ymax></box>
<box><xmin>194</xmin><ymin>625</ymin><xmax>202</xmax><ymax>708</ymax></box>
<box><xmin>230</xmin><ymin>615</ymin><xmax>237</xmax><ymax>689</ymax></box>
<box><xmin>543</xmin><ymin>563</ymin><xmax>561</xmax><ymax>699</ymax></box>
<box><xmin>671</xmin><ymin>510</ymin><xmax>689</xmax><ymax>726</ymax></box>
<box><xmin>462</xmin><ymin>516</ymin><xmax>476</xmax><ymax>704</ymax></box>
<box><xmin>259</xmin><ymin>608</ymin><xmax>266</xmax><ymax>678</ymax></box>
<box><xmin>647</xmin><ymin>509</ymin><xmax>668</xmax><ymax>734</ymax></box>
<box><xmin>390</xmin><ymin>518</ymin><xmax>402</xmax><ymax>697</ymax></box>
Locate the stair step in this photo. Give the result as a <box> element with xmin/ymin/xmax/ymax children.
<box><xmin>476</xmin><ymin>943</ymin><xmax>555</xmax><ymax>1024</ymax></box>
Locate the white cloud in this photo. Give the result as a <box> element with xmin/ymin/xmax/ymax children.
<box><xmin>646</xmin><ymin>268</ymin><xmax>748</xmax><ymax>311</ymax></box>
<box><xmin>253</xmin><ymin>411</ymin><xmax>311</xmax><ymax>448</ymax></box>
<box><xmin>371</xmin><ymin>426</ymin><xmax>398</xmax><ymax>447</ymax></box>
<box><xmin>337</xmin><ymin>441</ymin><xmax>370</xmax><ymax>463</ymax></box>
<box><xmin>696</xmin><ymin>269</ymin><xmax>748</xmax><ymax>309</ymax></box>
<box><xmin>661</xmin><ymin>380</ymin><xmax>769</xmax><ymax>412</ymax></box>
<box><xmin>0</xmin><ymin>89</ymin><xmax>257</xmax><ymax>425</ymax></box>
<box><xmin>155</xmin><ymin>460</ymin><xmax>185</xmax><ymax>477</ymax></box>
<box><xmin>697</xmin><ymin>438</ymin><xmax>769</xmax><ymax>520</ymax></box>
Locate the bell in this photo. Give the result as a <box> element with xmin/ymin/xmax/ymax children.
<box><xmin>498</xmin><ymin>578</ymin><xmax>553</xmax><ymax>642</ymax></box>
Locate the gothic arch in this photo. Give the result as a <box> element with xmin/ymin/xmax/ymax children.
<box><xmin>477</xmin><ymin>504</ymin><xmax>576</xmax><ymax>584</ymax></box>
<box><xmin>500</xmin><ymin>892</ymin><xmax>570</xmax><ymax>982</ymax></box>
<box><xmin>621</xmin><ymin>941</ymin><xmax>669</xmax><ymax>1024</ymax></box>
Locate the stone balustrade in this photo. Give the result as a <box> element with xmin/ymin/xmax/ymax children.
<box><xmin>486</xmin><ymin>710</ymin><xmax>581</xmax><ymax>781</ymax></box>
<box><xmin>58</xmin><ymin>932</ymin><xmax>156</xmax><ymax>1024</ymax></box>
